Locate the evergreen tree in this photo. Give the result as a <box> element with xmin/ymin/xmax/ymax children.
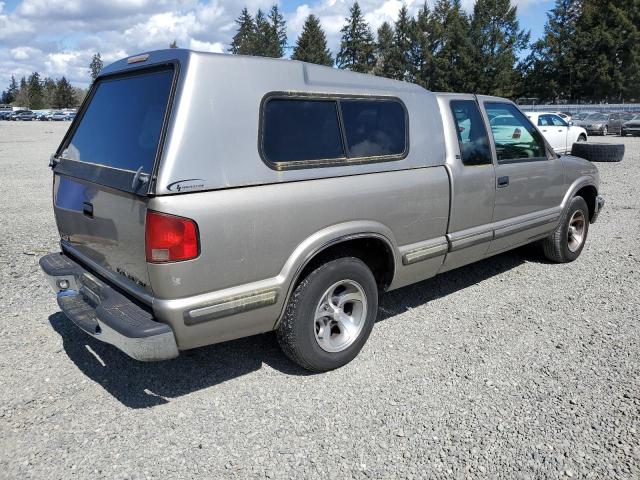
<box><xmin>254</xmin><ymin>9</ymin><xmax>270</xmax><ymax>56</ymax></box>
<box><xmin>468</xmin><ymin>0</ymin><xmax>529</xmax><ymax>96</ymax></box>
<box><xmin>386</xmin><ymin>4</ymin><xmax>413</xmax><ymax>81</ymax></box>
<box><xmin>230</xmin><ymin>7</ymin><xmax>256</xmax><ymax>55</ymax></box>
<box><xmin>89</xmin><ymin>53</ymin><xmax>103</xmax><ymax>82</ymax></box>
<box><xmin>431</xmin><ymin>0</ymin><xmax>474</xmax><ymax>92</ymax></box>
<box><xmin>337</xmin><ymin>2</ymin><xmax>375</xmax><ymax>73</ymax></box>
<box><xmin>55</xmin><ymin>77</ymin><xmax>75</xmax><ymax>108</ymax></box>
<box><xmin>292</xmin><ymin>14</ymin><xmax>333</xmax><ymax>66</ymax></box>
<box><xmin>72</xmin><ymin>86</ymin><xmax>87</xmax><ymax>107</ymax></box>
<box><xmin>519</xmin><ymin>0</ymin><xmax>581</xmax><ymax>102</ymax></box>
<box><xmin>264</xmin><ymin>5</ymin><xmax>287</xmax><ymax>58</ymax></box>
<box><xmin>573</xmin><ymin>0</ymin><xmax>640</xmax><ymax>101</ymax></box>
<box><xmin>42</xmin><ymin>77</ymin><xmax>57</xmax><ymax>108</ymax></box>
<box><xmin>408</xmin><ymin>3</ymin><xmax>436</xmax><ymax>88</ymax></box>
<box><xmin>27</xmin><ymin>72</ymin><xmax>44</xmax><ymax>109</ymax></box>
<box><xmin>374</xmin><ymin>22</ymin><xmax>395</xmax><ymax>78</ymax></box>
<box><xmin>14</xmin><ymin>77</ymin><xmax>28</xmax><ymax>107</ymax></box>
<box><xmin>169</xmin><ymin>39</ymin><xmax>178</xmax><ymax>48</ymax></box>
<box><xmin>3</xmin><ymin>76</ymin><xmax>19</xmax><ymax>104</ymax></box>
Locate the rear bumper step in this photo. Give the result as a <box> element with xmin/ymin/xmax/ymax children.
<box><xmin>39</xmin><ymin>252</ymin><xmax>178</xmax><ymax>361</ymax></box>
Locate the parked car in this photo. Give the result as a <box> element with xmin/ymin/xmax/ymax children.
<box><xmin>36</xmin><ymin>111</ymin><xmax>51</xmax><ymax>121</ymax></box>
<box><xmin>40</xmin><ymin>50</ymin><xmax>605</xmax><ymax>372</ymax></box>
<box><xmin>0</xmin><ymin>111</ymin><xmax>13</xmax><ymax>120</ymax></box>
<box><xmin>48</xmin><ymin>111</ymin><xmax>67</xmax><ymax>121</ymax></box>
<box><xmin>13</xmin><ymin>110</ymin><xmax>35</xmax><ymax>121</ymax></box>
<box><xmin>526</xmin><ymin>112</ymin><xmax>587</xmax><ymax>153</ymax></box>
<box><xmin>64</xmin><ymin>111</ymin><xmax>76</xmax><ymax>120</ymax></box>
<box><xmin>620</xmin><ymin>114</ymin><xmax>640</xmax><ymax>136</ymax></box>
<box><xmin>579</xmin><ymin>112</ymin><xmax>623</xmax><ymax>135</ymax></box>
<box><xmin>571</xmin><ymin>112</ymin><xmax>594</xmax><ymax>125</ymax></box>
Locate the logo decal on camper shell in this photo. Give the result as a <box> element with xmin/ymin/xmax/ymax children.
<box><xmin>167</xmin><ymin>179</ymin><xmax>206</xmax><ymax>192</ymax></box>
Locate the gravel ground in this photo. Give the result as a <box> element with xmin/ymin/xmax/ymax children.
<box><xmin>1</xmin><ymin>121</ymin><xmax>639</xmax><ymax>479</ymax></box>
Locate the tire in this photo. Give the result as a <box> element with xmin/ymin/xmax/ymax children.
<box><xmin>577</xmin><ymin>134</ymin><xmax>586</xmax><ymax>142</ymax></box>
<box><xmin>543</xmin><ymin>196</ymin><xmax>590</xmax><ymax>263</ymax></box>
<box><xmin>602</xmin><ymin>126</ymin><xmax>608</xmax><ymax>136</ymax></box>
<box><xmin>277</xmin><ymin>256</ymin><xmax>378</xmax><ymax>372</ymax></box>
<box><xmin>570</xmin><ymin>142</ymin><xmax>624</xmax><ymax>162</ymax></box>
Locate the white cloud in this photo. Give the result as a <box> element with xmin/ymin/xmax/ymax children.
<box><xmin>0</xmin><ymin>1</ymin><xmax>33</xmax><ymax>41</ymax></box>
<box><xmin>10</xmin><ymin>46</ymin><xmax>40</xmax><ymax>60</ymax></box>
<box><xmin>189</xmin><ymin>38</ymin><xmax>224</xmax><ymax>53</ymax></box>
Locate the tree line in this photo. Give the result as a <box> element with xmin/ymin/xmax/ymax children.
<box><xmin>0</xmin><ymin>53</ymin><xmax>102</xmax><ymax>109</ymax></box>
<box><xmin>231</xmin><ymin>0</ymin><xmax>640</xmax><ymax>103</ymax></box>
<box><xmin>0</xmin><ymin>74</ymin><xmax>84</xmax><ymax>109</ymax></box>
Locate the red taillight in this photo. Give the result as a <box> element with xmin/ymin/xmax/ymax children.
<box><xmin>512</xmin><ymin>128</ymin><xmax>521</xmax><ymax>139</ymax></box>
<box><xmin>145</xmin><ymin>211</ymin><xmax>199</xmax><ymax>263</ymax></box>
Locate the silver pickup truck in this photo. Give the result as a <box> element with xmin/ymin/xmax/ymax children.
<box><xmin>40</xmin><ymin>49</ymin><xmax>604</xmax><ymax>372</ymax></box>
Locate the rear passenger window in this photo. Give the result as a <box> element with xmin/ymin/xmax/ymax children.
<box><xmin>262</xmin><ymin>99</ymin><xmax>344</xmax><ymax>163</ymax></box>
<box><xmin>450</xmin><ymin>100</ymin><xmax>492</xmax><ymax>166</ymax></box>
<box><xmin>340</xmin><ymin>100</ymin><xmax>406</xmax><ymax>158</ymax></box>
<box><xmin>261</xmin><ymin>95</ymin><xmax>407</xmax><ymax>167</ymax></box>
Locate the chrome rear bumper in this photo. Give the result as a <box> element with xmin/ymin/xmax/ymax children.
<box><xmin>40</xmin><ymin>253</ymin><xmax>179</xmax><ymax>361</ymax></box>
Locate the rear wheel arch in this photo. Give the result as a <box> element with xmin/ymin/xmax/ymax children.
<box><xmin>275</xmin><ymin>234</ymin><xmax>396</xmax><ymax>329</ymax></box>
<box><xmin>294</xmin><ymin>235</ymin><xmax>396</xmax><ymax>293</ymax></box>
<box><xmin>575</xmin><ymin>185</ymin><xmax>598</xmax><ymax>222</ymax></box>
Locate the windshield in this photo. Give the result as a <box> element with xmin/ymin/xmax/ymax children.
<box><xmin>62</xmin><ymin>66</ymin><xmax>174</xmax><ymax>173</ymax></box>
<box><xmin>573</xmin><ymin>113</ymin><xmax>589</xmax><ymax>120</ymax></box>
<box><xmin>586</xmin><ymin>113</ymin><xmax>607</xmax><ymax>121</ymax></box>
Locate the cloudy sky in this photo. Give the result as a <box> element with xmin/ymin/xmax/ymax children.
<box><xmin>0</xmin><ymin>0</ymin><xmax>553</xmax><ymax>90</ymax></box>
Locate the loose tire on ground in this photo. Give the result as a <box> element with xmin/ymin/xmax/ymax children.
<box><xmin>543</xmin><ymin>196</ymin><xmax>590</xmax><ymax>263</ymax></box>
<box><xmin>277</xmin><ymin>256</ymin><xmax>378</xmax><ymax>372</ymax></box>
<box><xmin>570</xmin><ymin>142</ymin><xmax>625</xmax><ymax>163</ymax></box>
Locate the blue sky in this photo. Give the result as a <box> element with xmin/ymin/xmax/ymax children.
<box><xmin>0</xmin><ymin>0</ymin><xmax>553</xmax><ymax>89</ymax></box>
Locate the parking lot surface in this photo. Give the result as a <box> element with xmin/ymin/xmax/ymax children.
<box><xmin>1</xmin><ymin>121</ymin><xmax>639</xmax><ymax>479</ymax></box>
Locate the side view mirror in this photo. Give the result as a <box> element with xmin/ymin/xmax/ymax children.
<box><xmin>568</xmin><ymin>121</ymin><xmax>574</xmax><ymax>126</ymax></box>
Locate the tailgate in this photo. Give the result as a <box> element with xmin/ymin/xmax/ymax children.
<box><xmin>54</xmin><ymin>174</ymin><xmax>151</xmax><ymax>292</ymax></box>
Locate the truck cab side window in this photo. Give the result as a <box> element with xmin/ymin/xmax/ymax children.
<box><xmin>485</xmin><ymin>102</ymin><xmax>547</xmax><ymax>162</ymax></box>
<box><xmin>449</xmin><ymin>100</ymin><xmax>492</xmax><ymax>166</ymax></box>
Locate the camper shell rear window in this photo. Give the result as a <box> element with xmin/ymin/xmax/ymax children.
<box><xmin>56</xmin><ymin>64</ymin><xmax>176</xmax><ymax>193</ymax></box>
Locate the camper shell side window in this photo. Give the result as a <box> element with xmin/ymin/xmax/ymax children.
<box><xmin>259</xmin><ymin>92</ymin><xmax>409</xmax><ymax>170</ymax></box>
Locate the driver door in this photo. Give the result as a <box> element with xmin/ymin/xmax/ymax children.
<box><xmin>478</xmin><ymin>99</ymin><xmax>566</xmax><ymax>254</ymax></box>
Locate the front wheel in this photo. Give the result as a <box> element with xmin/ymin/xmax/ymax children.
<box><xmin>543</xmin><ymin>196</ymin><xmax>590</xmax><ymax>263</ymax></box>
<box><xmin>602</xmin><ymin>125</ymin><xmax>608</xmax><ymax>136</ymax></box>
<box><xmin>277</xmin><ymin>257</ymin><xmax>378</xmax><ymax>372</ymax></box>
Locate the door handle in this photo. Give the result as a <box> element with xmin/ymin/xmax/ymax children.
<box><xmin>497</xmin><ymin>176</ymin><xmax>509</xmax><ymax>188</ymax></box>
<box><xmin>82</xmin><ymin>201</ymin><xmax>94</xmax><ymax>217</ymax></box>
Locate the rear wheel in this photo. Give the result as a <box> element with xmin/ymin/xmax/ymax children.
<box><xmin>577</xmin><ymin>134</ymin><xmax>586</xmax><ymax>142</ymax></box>
<box><xmin>277</xmin><ymin>257</ymin><xmax>378</xmax><ymax>372</ymax></box>
<box><xmin>543</xmin><ymin>196</ymin><xmax>589</xmax><ymax>263</ymax></box>
<box><xmin>602</xmin><ymin>125</ymin><xmax>608</xmax><ymax>136</ymax></box>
